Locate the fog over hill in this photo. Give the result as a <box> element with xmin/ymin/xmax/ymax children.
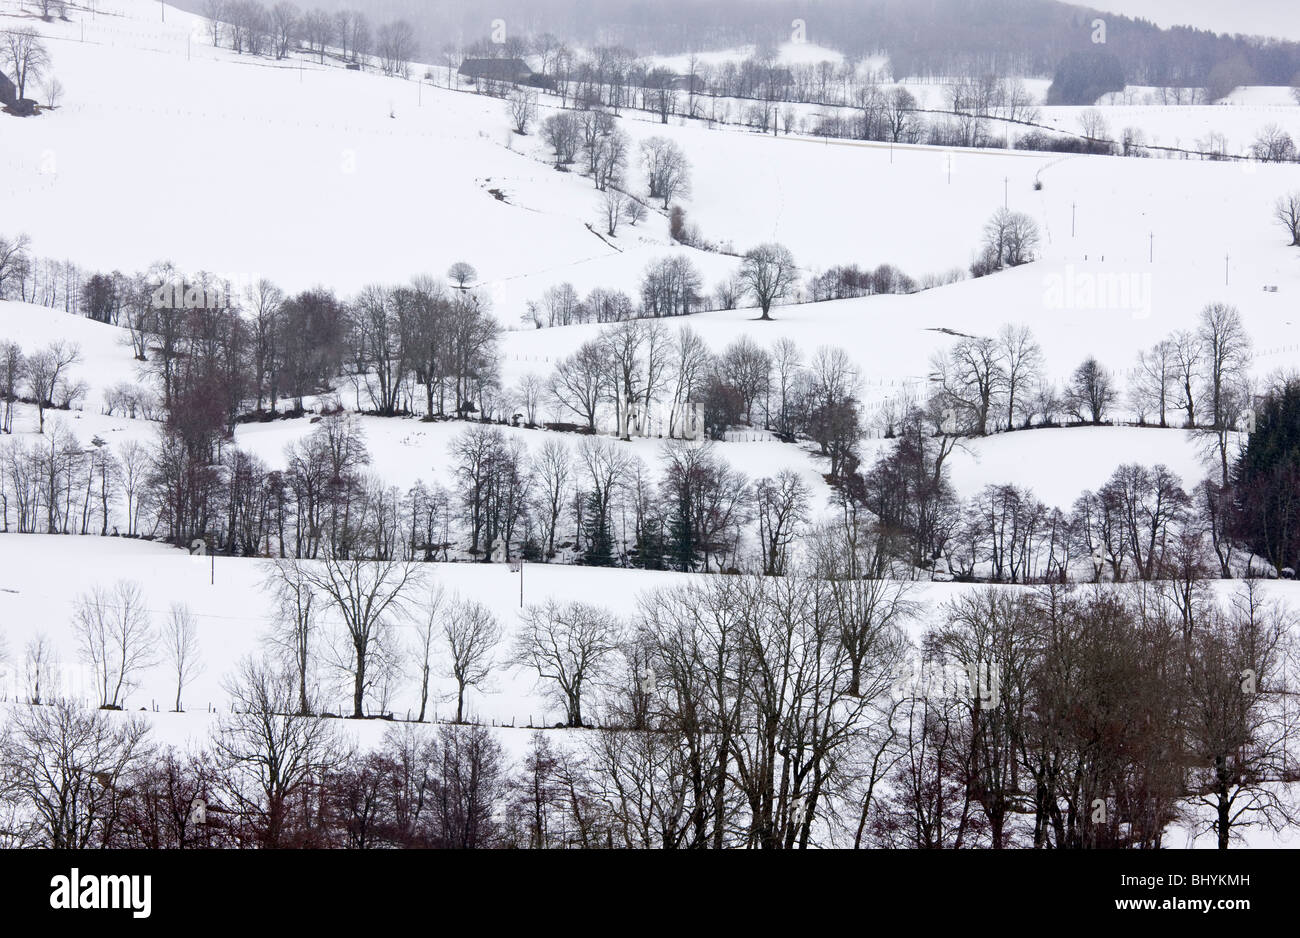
<box><xmin>1092</xmin><ymin>0</ymin><xmax>1300</xmax><ymax>42</ymax></box>
<box><xmin>166</xmin><ymin>0</ymin><xmax>1300</xmax><ymax>85</ymax></box>
<box><xmin>3</xmin><ymin>0</ymin><xmax>1300</xmax><ymax>880</ymax></box>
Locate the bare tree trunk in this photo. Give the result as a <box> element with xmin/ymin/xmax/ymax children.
<box><xmin>353</xmin><ymin>649</ymin><xmax>366</xmax><ymax>718</ymax></box>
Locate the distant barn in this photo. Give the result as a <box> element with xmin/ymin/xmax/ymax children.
<box><xmin>458</xmin><ymin>58</ymin><xmax>534</xmax><ymax>84</ymax></box>
<box><xmin>638</xmin><ymin>71</ymin><xmax>707</xmax><ymax>94</ymax></box>
<box><xmin>0</xmin><ymin>71</ymin><xmax>16</xmax><ymax>108</ymax></box>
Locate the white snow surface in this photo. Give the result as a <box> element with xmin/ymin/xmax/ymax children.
<box><xmin>1</xmin><ymin>0</ymin><xmax>1300</xmax><ymax>848</ymax></box>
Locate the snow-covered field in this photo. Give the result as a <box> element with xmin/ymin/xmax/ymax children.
<box><xmin>5</xmin><ymin>1</ymin><xmax>1300</xmax><ymax>299</ymax></box>
<box><xmin>0</xmin><ymin>533</ymin><xmax>1295</xmax><ymax>847</ymax></box>
<box><xmin>2</xmin><ymin>0</ymin><xmax>1296</xmax><ymax>525</ymax></box>
<box><xmin>3</xmin><ymin>0</ymin><xmax>1300</xmax><ymax>851</ymax></box>
<box><xmin>2</xmin><ymin>0</ymin><xmax>1297</xmax><ymax>548</ymax></box>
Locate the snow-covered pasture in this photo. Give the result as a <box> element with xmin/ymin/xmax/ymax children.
<box><xmin>3</xmin><ymin>0</ymin><xmax>1300</xmax><ymax>850</ymax></box>
<box><xmin>0</xmin><ymin>0</ymin><xmax>1296</xmax><ymax>539</ymax></box>
<box><xmin>2</xmin><ymin>0</ymin><xmax>1298</xmax><ymax>305</ymax></box>
<box><xmin>0</xmin><ymin>533</ymin><xmax>1296</xmax><ymax>847</ymax></box>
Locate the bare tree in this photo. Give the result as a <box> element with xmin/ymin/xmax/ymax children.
<box><xmin>446</xmin><ymin>262</ymin><xmax>476</xmax><ymax>291</ymax></box>
<box><xmin>264</xmin><ymin>558</ymin><xmax>319</xmax><ymax>715</ymax></box>
<box><xmin>164</xmin><ymin>603</ymin><xmax>203</xmax><ymax>712</ymax></box>
<box><xmin>623</xmin><ymin>197</ymin><xmax>648</xmax><ymax>228</ymax></box>
<box><xmin>930</xmin><ymin>335</ymin><xmax>1005</xmax><ymax>436</ymax></box>
<box><xmin>1132</xmin><ymin>338</ymin><xmax>1175</xmax><ymax>428</ymax></box>
<box><xmin>1078</xmin><ymin>108</ymin><xmax>1112</xmax><ymax>144</ymax></box>
<box><xmin>640</xmin><ymin>136</ymin><xmax>691</xmax><ymax>208</ymax></box>
<box><xmin>0</xmin><ymin>340</ymin><xmax>23</xmax><ymax>433</ymax></box>
<box><xmin>514</xmin><ymin>373</ymin><xmax>544</xmax><ymax>425</ymax></box>
<box><xmin>41</xmin><ymin>76</ymin><xmax>63</xmax><ymax>109</ymax></box>
<box><xmin>767</xmin><ymin>336</ymin><xmax>803</xmax><ymax>436</ymax></box>
<box><xmin>444</xmin><ymin>598</ymin><xmax>502</xmax><ymax>723</ymax></box>
<box><xmin>508</xmin><ymin>88</ymin><xmax>538</xmax><ymax>135</ymax></box>
<box><xmin>299</xmin><ymin>9</ymin><xmax>333</xmax><ymax>63</ymax></box>
<box><xmin>755</xmin><ymin>470</ymin><xmax>810</xmax><ymax>575</ymax></box>
<box><xmin>269</xmin><ymin>2</ymin><xmax>298</xmax><ymax>59</ymax></box>
<box><xmin>2</xmin><ymin>27</ymin><xmax>51</xmax><ymax>101</ymax></box>
<box><xmin>1101</xmin><ymin>463</ymin><xmax>1189</xmax><ymax>580</ymax></box>
<box><xmin>550</xmin><ymin>339</ymin><xmax>606</xmax><ymax>430</ymax></box>
<box><xmin>600</xmin><ymin>188</ymin><xmax>628</xmax><ymax>236</ymax></box>
<box><xmin>1250</xmin><ymin>124</ymin><xmax>1296</xmax><ymax>163</ymax></box>
<box><xmin>1171</xmin><ymin>329</ymin><xmax>1202</xmax><ymax>427</ymax></box>
<box><xmin>513</xmin><ymin>600</ymin><xmax>623</xmax><ymax>727</ymax></box>
<box><xmin>1064</xmin><ymin>356</ymin><xmax>1115</xmax><ymax>424</ymax></box>
<box><xmin>641</xmin><ymin>255</ymin><xmax>702</xmax><ymax>318</ymax></box>
<box><xmin>1</xmin><ymin>702</ymin><xmax>152</xmax><ymax>848</ymax></box>
<box><xmin>980</xmin><ymin>207</ymin><xmax>1040</xmax><ymax>269</ymax></box>
<box><xmin>214</xmin><ymin>657</ymin><xmax>347</xmax><ymax>847</ymax></box>
<box><xmin>24</xmin><ymin>340</ymin><xmax>80</xmax><ymax>433</ymax></box>
<box><xmin>73</xmin><ymin>580</ymin><xmax>156</xmax><ymax>709</ymax></box>
<box><xmin>531</xmin><ymin>437</ymin><xmax>572</xmax><ymax>559</ymax></box>
<box><xmin>23</xmin><ymin>632</ymin><xmax>56</xmax><ymax>705</ymax></box>
<box><xmin>411</xmin><ymin>584</ymin><xmax>445</xmax><ymax>722</ymax></box>
<box><xmin>739</xmin><ymin>243</ymin><xmax>799</xmax><ymax>321</ymax></box>
<box><xmin>347</xmin><ymin>10</ymin><xmax>370</xmax><ymax>64</ymax></box>
<box><xmin>116</xmin><ymin>439</ymin><xmax>150</xmax><ymax>537</ymax></box>
<box><xmin>429</xmin><ymin>723</ymin><xmax>506</xmax><ymax>847</ymax></box>
<box><xmin>0</xmin><ymin>233</ymin><xmax>31</xmax><ymax>299</ymax></box>
<box><xmin>884</xmin><ymin>87</ymin><xmax>917</xmax><ymax>142</ymax></box>
<box><xmin>998</xmin><ymin>324</ymin><xmax>1042</xmax><ymax>430</ymax></box>
<box><xmin>543</xmin><ymin>111</ymin><xmax>582</xmax><ymax>167</ymax></box>
<box><xmin>1274</xmin><ymin>192</ymin><xmax>1300</xmax><ymax>246</ymax></box>
<box><xmin>293</xmin><ymin>556</ymin><xmax>425</xmax><ymax>717</ymax></box>
<box><xmin>930</xmin><ymin>589</ymin><xmax>1037</xmax><ymax>848</ymax></box>
<box><xmin>203</xmin><ymin>0</ymin><xmax>229</xmax><ymax>46</ymax></box>
<box><xmin>1198</xmin><ymin>303</ymin><xmax>1252</xmax><ymax>427</ymax></box>
<box><xmin>1186</xmin><ymin>584</ymin><xmax>1298</xmax><ymax>848</ymax></box>
<box><xmin>1197</xmin><ymin>303</ymin><xmax>1252</xmax><ymax>486</ymax></box>
<box><xmin>587</xmin><ymin>126</ymin><xmax>629</xmax><ymax>192</ymax></box>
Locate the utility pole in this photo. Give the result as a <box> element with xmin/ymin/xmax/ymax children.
<box><xmin>1071</xmin><ymin>202</ymin><xmax>1076</xmax><ymax>238</ymax></box>
<box><xmin>508</xmin><ymin>555</ymin><xmax>523</xmax><ymax>607</ymax></box>
<box><xmin>1225</xmin><ymin>252</ymin><xmax>1230</xmax><ymax>286</ymax></box>
<box><xmin>1004</xmin><ymin>176</ymin><xmax>1008</xmax><ymax>209</ymax></box>
<box><xmin>1149</xmin><ymin>231</ymin><xmax>1154</xmax><ymax>263</ymax></box>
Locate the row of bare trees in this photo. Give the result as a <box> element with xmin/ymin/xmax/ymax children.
<box><xmin>0</xmin><ymin>693</ymin><xmax>505</xmax><ymax>849</ymax></box>
<box><xmin>0</xmin><ymin>339</ymin><xmax>1255</xmax><ymax>589</ymax></box>
<box><xmin>3</xmin><ymin>558</ymin><xmax>1294</xmax><ymax>848</ymax></box>
<box><xmin>201</xmin><ymin>1</ymin><xmax>417</xmax><ymax>77</ymax></box>
<box><xmin>471</xmin><ymin>31</ymin><xmax>1280</xmax><ymax>164</ymax></box>
<box><xmin>946</xmin><ymin>463</ymin><xmax>1232</xmax><ymax>585</ymax></box>
<box><xmin>1</xmin><ymin>248</ymin><xmax>501</xmax><ymax>427</ymax></box>
<box><xmin>925</xmin><ymin>304</ymin><xmax>1252</xmax><ymax>466</ymax></box>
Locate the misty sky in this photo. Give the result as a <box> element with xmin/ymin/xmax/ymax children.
<box><xmin>1083</xmin><ymin>0</ymin><xmax>1300</xmax><ymax>41</ymax></box>
<box><xmin>169</xmin><ymin>0</ymin><xmax>1300</xmax><ymax>47</ymax></box>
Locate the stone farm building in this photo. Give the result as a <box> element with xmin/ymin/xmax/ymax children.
<box><xmin>458</xmin><ymin>58</ymin><xmax>535</xmax><ymax>85</ymax></box>
<box><xmin>0</xmin><ymin>71</ymin><xmax>17</xmax><ymax>108</ymax></box>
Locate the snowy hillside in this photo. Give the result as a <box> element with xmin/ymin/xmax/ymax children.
<box><xmin>0</xmin><ymin>1</ymin><xmax>1296</xmax><ymax>540</ymax></box>
<box><xmin>3</xmin><ymin>1</ymin><xmax>1297</xmax><ymax>495</ymax></box>
<box><xmin>2</xmin><ymin>0</ymin><xmax>1300</xmax><ymax>858</ymax></box>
